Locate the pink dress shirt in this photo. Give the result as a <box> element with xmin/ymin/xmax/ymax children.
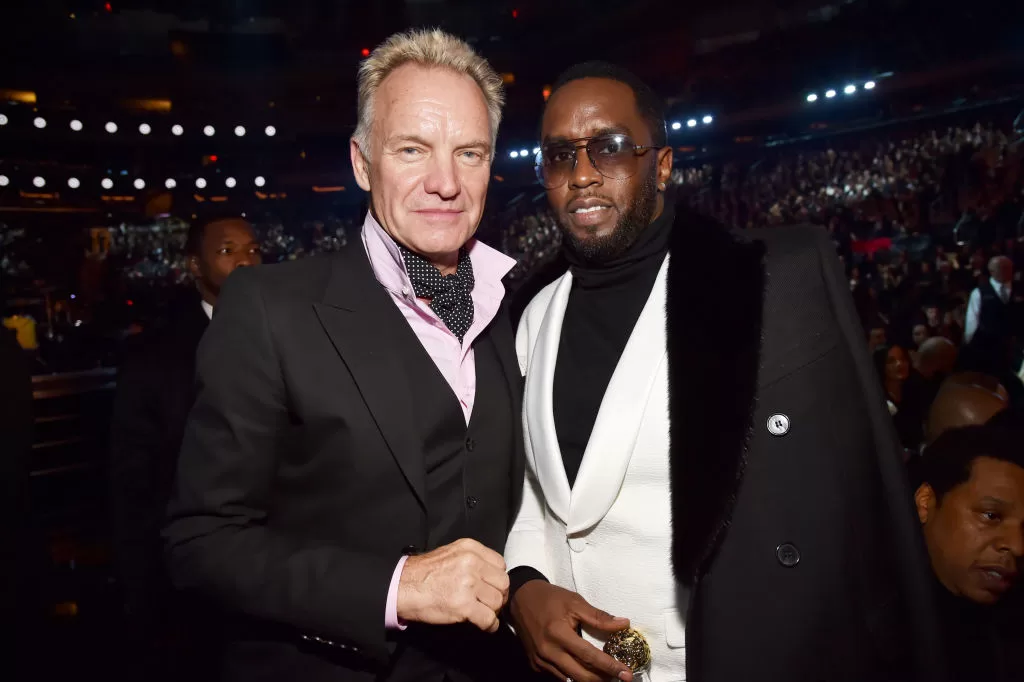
<box><xmin>359</xmin><ymin>213</ymin><xmax>515</xmax><ymax>630</ymax></box>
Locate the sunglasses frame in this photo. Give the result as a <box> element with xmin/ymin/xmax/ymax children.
<box><xmin>535</xmin><ymin>134</ymin><xmax>665</xmax><ymax>188</ymax></box>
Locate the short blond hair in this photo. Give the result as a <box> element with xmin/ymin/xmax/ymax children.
<box><xmin>354</xmin><ymin>28</ymin><xmax>504</xmax><ymax>159</ymax></box>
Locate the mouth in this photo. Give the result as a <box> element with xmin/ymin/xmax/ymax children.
<box><xmin>974</xmin><ymin>565</ymin><xmax>1018</xmax><ymax>592</ymax></box>
<box><xmin>565</xmin><ymin>198</ymin><xmax>615</xmax><ymax>227</ymax></box>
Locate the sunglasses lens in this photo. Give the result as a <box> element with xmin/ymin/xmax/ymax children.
<box><xmin>536</xmin><ymin>135</ymin><xmax>643</xmax><ymax>188</ymax></box>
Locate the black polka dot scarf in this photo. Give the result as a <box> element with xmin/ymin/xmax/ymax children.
<box><xmin>399</xmin><ymin>246</ymin><xmax>475</xmax><ymax>343</ymax></box>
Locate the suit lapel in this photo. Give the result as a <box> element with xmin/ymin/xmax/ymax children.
<box><xmin>667</xmin><ymin>210</ymin><xmax>766</xmax><ymax>584</ymax></box>
<box><xmin>524</xmin><ymin>272</ymin><xmax>574</xmax><ymax>524</ymax></box>
<box><xmin>569</xmin><ymin>257</ymin><xmax>669</xmax><ymax>534</ymax></box>
<box><xmin>313</xmin><ymin>246</ymin><xmax>427</xmax><ymax>510</ymax></box>
<box><xmin>483</xmin><ymin>303</ymin><xmax>527</xmax><ymax>520</ymax></box>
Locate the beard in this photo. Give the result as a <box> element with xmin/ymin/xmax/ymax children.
<box><xmin>558</xmin><ymin>169</ymin><xmax>659</xmax><ymax>265</ymax></box>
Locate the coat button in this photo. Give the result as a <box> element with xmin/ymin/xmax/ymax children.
<box><xmin>767</xmin><ymin>414</ymin><xmax>790</xmax><ymax>436</ymax></box>
<box><xmin>465</xmin><ymin>496</ymin><xmax>478</xmax><ymax>509</ymax></box>
<box><xmin>776</xmin><ymin>542</ymin><xmax>801</xmax><ymax>567</ymax></box>
<box><xmin>567</xmin><ymin>537</ymin><xmax>586</xmax><ymax>553</ymax></box>
<box><xmin>465</xmin><ymin>438</ymin><xmax>476</xmax><ymax>452</ymax></box>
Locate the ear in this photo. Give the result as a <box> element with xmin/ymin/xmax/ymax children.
<box><xmin>914</xmin><ymin>483</ymin><xmax>935</xmax><ymax>525</ymax></box>
<box><xmin>350</xmin><ymin>137</ymin><xmax>372</xmax><ymax>193</ymax></box>
<box><xmin>657</xmin><ymin>146</ymin><xmax>673</xmax><ymax>188</ymax></box>
<box><xmin>188</xmin><ymin>255</ymin><xmax>201</xmax><ymax>280</ymax></box>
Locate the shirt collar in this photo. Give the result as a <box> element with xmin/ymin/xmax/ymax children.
<box><xmin>360</xmin><ymin>211</ymin><xmax>515</xmax><ymax>303</ymax></box>
<box><xmin>201</xmin><ymin>300</ymin><xmax>214</xmax><ymax>320</ymax></box>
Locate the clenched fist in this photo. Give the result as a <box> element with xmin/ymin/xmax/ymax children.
<box><xmin>397</xmin><ymin>538</ymin><xmax>510</xmax><ymax>633</ymax></box>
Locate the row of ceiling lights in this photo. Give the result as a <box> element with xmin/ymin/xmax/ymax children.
<box><xmin>0</xmin><ymin>175</ymin><xmax>268</xmax><ymax>190</ymax></box>
<box><xmin>806</xmin><ymin>80</ymin><xmax>876</xmax><ymax>102</ymax></box>
<box><xmin>0</xmin><ymin>114</ymin><xmax>277</xmax><ymax>138</ymax></box>
<box><xmin>507</xmin><ymin>115</ymin><xmax>714</xmax><ymax>159</ymax></box>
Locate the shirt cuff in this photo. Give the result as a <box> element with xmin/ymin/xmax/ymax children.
<box><xmin>384</xmin><ymin>555</ymin><xmax>409</xmax><ymax>631</ymax></box>
<box><xmin>508</xmin><ymin>565</ymin><xmax>549</xmax><ymax>601</ymax></box>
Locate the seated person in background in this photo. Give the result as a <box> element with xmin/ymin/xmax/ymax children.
<box><xmin>913</xmin><ymin>425</ymin><xmax>1023</xmax><ymax>682</ymax></box>
<box><xmin>924</xmin><ymin>373</ymin><xmax>1008</xmax><ymax>445</ymax></box>
<box><xmin>874</xmin><ymin>343</ymin><xmax>926</xmax><ymax>449</ymax></box>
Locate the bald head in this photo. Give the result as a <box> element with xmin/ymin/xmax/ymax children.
<box><xmin>914</xmin><ymin>336</ymin><xmax>958</xmax><ymax>379</ymax></box>
<box><xmin>988</xmin><ymin>256</ymin><xmax>1013</xmax><ymax>284</ymax></box>
<box><xmin>925</xmin><ymin>374</ymin><xmax>1009</xmax><ymax>445</ymax></box>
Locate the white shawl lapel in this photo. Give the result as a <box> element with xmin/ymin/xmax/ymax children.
<box><xmin>524</xmin><ymin>257</ymin><xmax>670</xmax><ymax>533</ymax></box>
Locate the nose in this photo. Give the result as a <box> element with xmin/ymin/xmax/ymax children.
<box><xmin>568</xmin><ymin>146</ymin><xmax>602</xmax><ymax>190</ymax></box>
<box><xmin>1001</xmin><ymin>524</ymin><xmax>1024</xmax><ymax>558</ymax></box>
<box><xmin>234</xmin><ymin>253</ymin><xmax>255</xmax><ymax>268</ymax></box>
<box><xmin>422</xmin><ymin>154</ymin><xmax>460</xmax><ymax>200</ymax></box>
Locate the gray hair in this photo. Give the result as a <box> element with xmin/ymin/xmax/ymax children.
<box><xmin>353</xmin><ymin>28</ymin><xmax>504</xmax><ymax>160</ymax></box>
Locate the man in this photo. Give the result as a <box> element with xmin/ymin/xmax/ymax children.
<box><xmin>913</xmin><ymin>424</ymin><xmax>1023</xmax><ymax>681</ymax></box>
<box><xmin>164</xmin><ymin>29</ymin><xmax>527</xmax><ymax>682</ymax></box>
<box><xmin>964</xmin><ymin>256</ymin><xmax>1019</xmax><ymax>377</ymax></box>
<box><xmin>506</xmin><ymin>62</ymin><xmax>943</xmax><ymax>682</ymax></box>
<box><xmin>109</xmin><ymin>213</ymin><xmax>260</xmax><ymax>679</ymax></box>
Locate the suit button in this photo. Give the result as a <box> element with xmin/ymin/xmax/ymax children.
<box><xmin>567</xmin><ymin>537</ymin><xmax>586</xmax><ymax>553</ymax></box>
<box><xmin>465</xmin><ymin>438</ymin><xmax>476</xmax><ymax>452</ymax></box>
<box><xmin>776</xmin><ymin>542</ymin><xmax>801</xmax><ymax>567</ymax></box>
<box><xmin>465</xmin><ymin>496</ymin><xmax>478</xmax><ymax>509</ymax></box>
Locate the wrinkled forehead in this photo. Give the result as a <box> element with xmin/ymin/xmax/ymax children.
<box><xmin>376</xmin><ymin>64</ymin><xmax>491</xmax><ymax>142</ymax></box>
<box><xmin>541</xmin><ymin>78</ymin><xmax>644</xmax><ymax>143</ymax></box>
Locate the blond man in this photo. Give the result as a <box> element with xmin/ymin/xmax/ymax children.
<box><xmin>164</xmin><ymin>29</ymin><xmax>529</xmax><ymax>682</ymax></box>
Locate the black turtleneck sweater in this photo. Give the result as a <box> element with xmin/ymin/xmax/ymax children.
<box><xmin>935</xmin><ymin>579</ymin><xmax>1023</xmax><ymax>682</ymax></box>
<box><xmin>554</xmin><ymin>205</ymin><xmax>674</xmax><ymax>487</ymax></box>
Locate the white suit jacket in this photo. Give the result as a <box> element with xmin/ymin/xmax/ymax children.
<box><xmin>506</xmin><ymin>257</ymin><xmax>689</xmax><ymax>682</ymax></box>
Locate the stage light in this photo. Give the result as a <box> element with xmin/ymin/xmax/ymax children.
<box><xmin>225</xmin><ymin>177</ymin><xmax>237</xmax><ymax>188</ymax></box>
<box><xmin>139</xmin><ymin>123</ymin><xmax>151</xmax><ymax>135</ymax></box>
<box><xmin>165</xmin><ymin>178</ymin><xmax>176</xmax><ymax>189</ymax></box>
<box><xmin>234</xmin><ymin>125</ymin><xmax>246</xmax><ymax>137</ymax></box>
<box><xmin>0</xmin><ymin>114</ymin><xmax>7</xmax><ymax>126</ymax></box>
<box><xmin>203</xmin><ymin>125</ymin><xmax>215</xmax><ymax>137</ymax></box>
<box><xmin>265</xmin><ymin>125</ymin><xmax>276</xmax><ymax>137</ymax></box>
<box><xmin>254</xmin><ymin>176</ymin><xmax>266</xmax><ymax>187</ymax></box>
<box><xmin>0</xmin><ymin>175</ymin><xmax>8</xmax><ymax>186</ymax></box>
<box><xmin>105</xmin><ymin>121</ymin><xmax>118</xmax><ymax>133</ymax></box>
<box><xmin>844</xmin><ymin>84</ymin><xmax>856</xmax><ymax>95</ymax></box>
<box><xmin>806</xmin><ymin>93</ymin><xmax>818</xmax><ymax>103</ymax></box>
<box><xmin>101</xmin><ymin>178</ymin><xmax>114</xmax><ymax>189</ymax></box>
<box><xmin>195</xmin><ymin>177</ymin><xmax>207</xmax><ymax>189</ymax></box>
<box><xmin>32</xmin><ymin>176</ymin><xmax>45</xmax><ymax>188</ymax></box>
<box><xmin>533</xmin><ymin>147</ymin><xmax>540</xmax><ymax>155</ymax></box>
<box><xmin>33</xmin><ymin>117</ymin><xmax>47</xmax><ymax>129</ymax></box>
<box><xmin>70</xmin><ymin>119</ymin><xmax>83</xmax><ymax>131</ymax></box>
<box><xmin>519</xmin><ymin>148</ymin><xmax>528</xmax><ymax>157</ymax></box>
<box><xmin>171</xmin><ymin>124</ymin><xmax>184</xmax><ymax>136</ymax></box>
<box><xmin>864</xmin><ymin>80</ymin><xmax>876</xmax><ymax>90</ymax></box>
<box><xmin>68</xmin><ymin>177</ymin><xmax>80</xmax><ymax>189</ymax></box>
<box><xmin>703</xmin><ymin>115</ymin><xmax>713</xmax><ymax>124</ymax></box>
<box><xmin>671</xmin><ymin>121</ymin><xmax>682</xmax><ymax>130</ymax></box>
<box><xmin>133</xmin><ymin>178</ymin><xmax>145</xmax><ymax>190</ymax></box>
<box><xmin>361</xmin><ymin>48</ymin><xmax>371</xmax><ymax>58</ymax></box>
<box><xmin>687</xmin><ymin>119</ymin><xmax>697</xmax><ymax>128</ymax></box>
<box><xmin>825</xmin><ymin>89</ymin><xmax>837</xmax><ymax>98</ymax></box>
<box><xmin>510</xmin><ymin>151</ymin><xmax>519</xmax><ymax>159</ymax></box>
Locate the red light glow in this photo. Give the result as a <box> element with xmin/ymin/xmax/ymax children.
<box><xmin>105</xmin><ymin>2</ymin><xmax>112</xmax><ymax>11</ymax></box>
<box><xmin>361</xmin><ymin>48</ymin><xmax>370</xmax><ymax>57</ymax></box>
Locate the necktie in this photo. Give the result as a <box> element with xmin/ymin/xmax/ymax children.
<box><xmin>399</xmin><ymin>247</ymin><xmax>475</xmax><ymax>343</ymax></box>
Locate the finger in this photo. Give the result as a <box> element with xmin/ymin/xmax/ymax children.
<box><xmin>559</xmin><ymin>631</ymin><xmax>632</xmax><ymax>680</ymax></box>
<box><xmin>475</xmin><ymin>582</ymin><xmax>504</xmax><ymax>614</ymax></box>
<box><xmin>467</xmin><ymin>601</ymin><xmax>500</xmax><ymax>633</ymax></box>
<box><xmin>470</xmin><ymin>544</ymin><xmax>508</xmax><ymax>571</ymax></box>
<box><xmin>479</xmin><ymin>563</ymin><xmax>511</xmax><ymax>596</ymax></box>
<box><xmin>546</xmin><ymin>650</ymin><xmax>605</xmax><ymax>682</ymax></box>
<box><xmin>575</xmin><ymin>602</ymin><xmax>630</xmax><ymax>634</ymax></box>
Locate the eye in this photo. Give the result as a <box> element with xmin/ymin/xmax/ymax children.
<box><xmin>399</xmin><ymin>147</ymin><xmax>422</xmax><ymax>157</ymax></box>
<box><xmin>594</xmin><ymin>136</ymin><xmax>628</xmax><ymax>155</ymax></box>
<box><xmin>546</xmin><ymin>148</ymin><xmax>574</xmax><ymax>164</ymax></box>
<box><xmin>980</xmin><ymin>511</ymin><xmax>1002</xmax><ymax>523</ymax></box>
<box><xmin>460</xmin><ymin>150</ymin><xmax>485</xmax><ymax>164</ymax></box>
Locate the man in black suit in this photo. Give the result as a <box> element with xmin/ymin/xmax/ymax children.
<box><xmin>505</xmin><ymin>62</ymin><xmax>945</xmax><ymax>682</ymax></box>
<box><xmin>164</xmin><ymin>29</ymin><xmax>527</xmax><ymax>682</ymax></box>
<box><xmin>109</xmin><ymin>213</ymin><xmax>260</xmax><ymax>678</ymax></box>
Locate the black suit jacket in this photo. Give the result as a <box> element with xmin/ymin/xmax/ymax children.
<box><xmin>109</xmin><ymin>292</ymin><xmax>209</xmax><ymax>621</ymax></box>
<box><xmin>512</xmin><ymin>208</ymin><xmax>945</xmax><ymax>682</ymax></box>
<box><xmin>163</xmin><ymin>242</ymin><xmax>526</xmax><ymax>682</ymax></box>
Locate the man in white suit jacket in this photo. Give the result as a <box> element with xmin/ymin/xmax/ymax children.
<box><xmin>504</xmin><ymin>62</ymin><xmax>946</xmax><ymax>682</ymax></box>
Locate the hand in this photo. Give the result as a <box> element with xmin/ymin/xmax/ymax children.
<box><xmin>397</xmin><ymin>538</ymin><xmax>509</xmax><ymax>633</ymax></box>
<box><xmin>510</xmin><ymin>580</ymin><xmax>633</xmax><ymax>682</ymax></box>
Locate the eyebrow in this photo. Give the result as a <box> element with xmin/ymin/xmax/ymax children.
<box><xmin>979</xmin><ymin>496</ymin><xmax>1009</xmax><ymax>506</ymax></box>
<box><xmin>544</xmin><ymin>125</ymin><xmax>634</xmax><ymax>145</ymax></box>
